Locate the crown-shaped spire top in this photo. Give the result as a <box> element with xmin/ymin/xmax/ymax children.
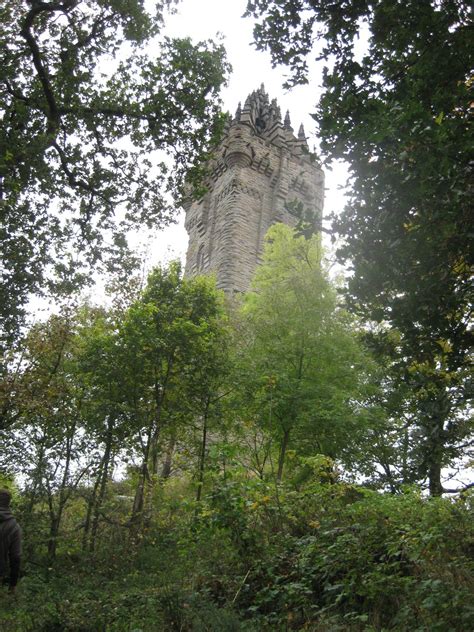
<box><xmin>232</xmin><ymin>88</ymin><xmax>315</xmax><ymax>157</ymax></box>
<box><xmin>284</xmin><ymin>110</ymin><xmax>293</xmax><ymax>131</ymax></box>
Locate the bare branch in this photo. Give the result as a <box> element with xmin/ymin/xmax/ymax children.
<box><xmin>442</xmin><ymin>481</ymin><xmax>474</xmax><ymax>494</ymax></box>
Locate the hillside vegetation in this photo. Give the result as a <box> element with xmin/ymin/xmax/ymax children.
<box><xmin>1</xmin><ymin>227</ymin><xmax>472</xmax><ymax>631</ymax></box>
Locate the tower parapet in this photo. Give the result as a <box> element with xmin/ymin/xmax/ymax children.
<box><xmin>184</xmin><ymin>85</ymin><xmax>324</xmax><ymax>293</ymax></box>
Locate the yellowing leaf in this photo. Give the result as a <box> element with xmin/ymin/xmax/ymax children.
<box><xmin>437</xmin><ymin>339</ymin><xmax>452</xmax><ymax>354</ymax></box>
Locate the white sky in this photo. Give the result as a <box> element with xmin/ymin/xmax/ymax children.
<box><xmin>139</xmin><ymin>0</ymin><xmax>349</xmax><ymax>269</ymax></box>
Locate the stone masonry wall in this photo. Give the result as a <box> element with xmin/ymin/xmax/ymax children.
<box><xmin>183</xmin><ymin>86</ymin><xmax>324</xmax><ymax>294</ymax></box>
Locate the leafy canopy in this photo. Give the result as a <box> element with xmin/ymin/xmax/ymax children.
<box><xmin>246</xmin><ymin>0</ymin><xmax>473</xmax><ymax>495</ymax></box>
<box><xmin>246</xmin><ymin>1</ymin><xmax>472</xmax><ymax>357</ymax></box>
<box><xmin>0</xmin><ymin>0</ymin><xmax>230</xmax><ymax>345</ymax></box>
<box><xmin>240</xmin><ymin>224</ymin><xmax>374</xmax><ymax>477</ymax></box>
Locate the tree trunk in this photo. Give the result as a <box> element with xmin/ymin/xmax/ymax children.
<box><xmin>428</xmin><ymin>458</ymin><xmax>443</xmax><ymax>497</ymax></box>
<box><xmin>131</xmin><ymin>423</ymin><xmax>152</xmax><ymax>528</ymax></box>
<box><xmin>47</xmin><ymin>515</ymin><xmax>60</xmax><ymax>561</ymax></box>
<box><xmin>47</xmin><ymin>421</ymin><xmax>76</xmax><ymax>561</ymax></box>
<box><xmin>277</xmin><ymin>428</ymin><xmax>290</xmax><ymax>482</ymax></box>
<box><xmin>24</xmin><ymin>438</ymin><xmax>46</xmax><ymax>521</ymax></box>
<box><xmin>90</xmin><ymin>424</ymin><xmax>113</xmax><ymax>552</ymax></box>
<box><xmin>161</xmin><ymin>431</ymin><xmax>176</xmax><ymax>479</ymax></box>
<box><xmin>425</xmin><ymin>412</ymin><xmax>446</xmax><ymax>497</ymax></box>
<box><xmin>82</xmin><ymin>470</ymin><xmax>101</xmax><ymax>551</ymax></box>
<box><xmin>150</xmin><ymin>420</ymin><xmax>162</xmax><ymax>479</ymax></box>
<box><xmin>401</xmin><ymin>427</ymin><xmax>410</xmax><ymax>485</ymax></box>
<box><xmin>196</xmin><ymin>397</ymin><xmax>210</xmax><ymax>502</ymax></box>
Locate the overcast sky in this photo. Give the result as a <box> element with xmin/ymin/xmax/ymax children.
<box><xmin>139</xmin><ymin>0</ymin><xmax>349</xmax><ymax>268</ymax></box>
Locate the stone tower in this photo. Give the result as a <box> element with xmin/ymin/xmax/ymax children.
<box><xmin>183</xmin><ymin>85</ymin><xmax>324</xmax><ymax>293</ymax></box>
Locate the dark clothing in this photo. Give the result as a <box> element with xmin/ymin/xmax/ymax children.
<box><xmin>0</xmin><ymin>507</ymin><xmax>21</xmax><ymax>588</ymax></box>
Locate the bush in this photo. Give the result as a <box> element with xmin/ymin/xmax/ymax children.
<box><xmin>238</xmin><ymin>484</ymin><xmax>474</xmax><ymax>630</ymax></box>
<box><xmin>1</xmin><ymin>475</ymin><xmax>472</xmax><ymax>631</ymax></box>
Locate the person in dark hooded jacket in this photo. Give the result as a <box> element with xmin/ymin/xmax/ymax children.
<box><xmin>0</xmin><ymin>489</ymin><xmax>21</xmax><ymax>593</ymax></box>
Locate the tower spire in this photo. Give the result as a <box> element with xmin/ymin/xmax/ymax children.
<box><xmin>234</xmin><ymin>102</ymin><xmax>242</xmax><ymax>122</ymax></box>
<box><xmin>183</xmin><ymin>87</ymin><xmax>324</xmax><ymax>294</ymax></box>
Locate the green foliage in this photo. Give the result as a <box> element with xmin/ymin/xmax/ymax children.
<box><xmin>234</xmin><ymin>483</ymin><xmax>474</xmax><ymax>631</ymax></box>
<box><xmin>1</xmin><ymin>473</ymin><xmax>472</xmax><ymax>631</ymax></box>
<box><xmin>0</xmin><ymin>236</ymin><xmax>472</xmax><ymax>630</ymax></box>
<box><xmin>246</xmin><ymin>0</ymin><xmax>473</xmax><ymax>496</ymax></box>
<box><xmin>0</xmin><ymin>0</ymin><xmax>230</xmax><ymax>344</ymax></box>
<box><xmin>0</xmin><ymin>261</ymin><xmax>231</xmax><ymax>557</ymax></box>
<box><xmin>237</xmin><ymin>224</ymin><xmax>377</xmax><ymax>479</ymax></box>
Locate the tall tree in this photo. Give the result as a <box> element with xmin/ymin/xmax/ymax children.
<box><xmin>246</xmin><ymin>0</ymin><xmax>473</xmax><ymax>494</ymax></box>
<box><xmin>0</xmin><ymin>311</ymin><xmax>95</xmax><ymax>560</ymax></box>
<box><xmin>72</xmin><ymin>304</ymin><xmax>136</xmax><ymax>551</ymax></box>
<box><xmin>115</xmin><ymin>263</ymin><xmax>228</xmax><ymax>525</ymax></box>
<box><xmin>239</xmin><ymin>224</ymin><xmax>373</xmax><ymax>481</ymax></box>
<box><xmin>0</xmin><ymin>0</ymin><xmax>230</xmax><ymax>344</ymax></box>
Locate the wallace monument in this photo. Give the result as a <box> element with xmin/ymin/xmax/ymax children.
<box><xmin>183</xmin><ymin>85</ymin><xmax>325</xmax><ymax>293</ymax></box>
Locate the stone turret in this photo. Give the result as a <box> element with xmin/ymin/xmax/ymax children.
<box><xmin>184</xmin><ymin>85</ymin><xmax>324</xmax><ymax>293</ymax></box>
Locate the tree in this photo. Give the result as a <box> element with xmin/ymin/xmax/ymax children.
<box><xmin>239</xmin><ymin>224</ymin><xmax>373</xmax><ymax>481</ymax></box>
<box><xmin>72</xmin><ymin>304</ymin><xmax>136</xmax><ymax>551</ymax></box>
<box><xmin>0</xmin><ymin>265</ymin><xmax>230</xmax><ymax>551</ymax></box>
<box><xmin>0</xmin><ymin>311</ymin><xmax>96</xmax><ymax>560</ymax></box>
<box><xmin>174</xmin><ymin>288</ymin><xmax>231</xmax><ymax>502</ymax></box>
<box><xmin>114</xmin><ymin>262</ymin><xmax>228</xmax><ymax>525</ymax></box>
<box><xmin>246</xmin><ymin>0</ymin><xmax>473</xmax><ymax>494</ymax></box>
<box><xmin>0</xmin><ymin>0</ymin><xmax>230</xmax><ymax>345</ymax></box>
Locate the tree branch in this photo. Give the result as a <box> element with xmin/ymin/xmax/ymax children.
<box><xmin>4</xmin><ymin>81</ymin><xmax>31</xmax><ymax>105</ymax></box>
<box><xmin>20</xmin><ymin>3</ymin><xmax>68</xmax><ymax>136</ymax></box>
<box><xmin>442</xmin><ymin>481</ymin><xmax>474</xmax><ymax>494</ymax></box>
